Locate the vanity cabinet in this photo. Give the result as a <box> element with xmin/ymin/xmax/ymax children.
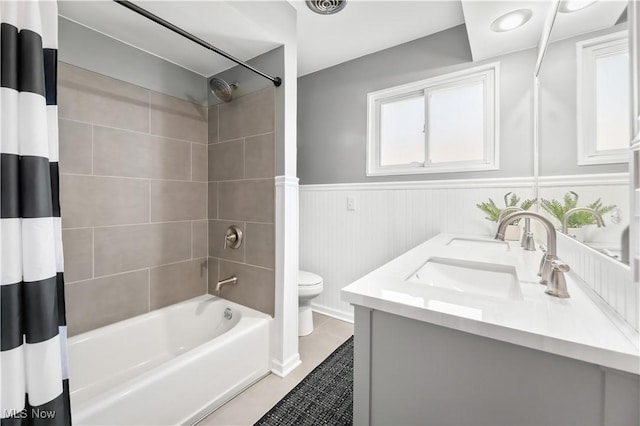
<box><xmin>353</xmin><ymin>306</ymin><xmax>640</xmax><ymax>426</ymax></box>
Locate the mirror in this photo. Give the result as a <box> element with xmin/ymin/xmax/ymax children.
<box><xmin>537</xmin><ymin>0</ymin><xmax>630</xmax><ymax>264</ymax></box>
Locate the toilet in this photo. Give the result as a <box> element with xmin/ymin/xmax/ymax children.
<box><xmin>298</xmin><ymin>270</ymin><xmax>324</xmax><ymax>336</ymax></box>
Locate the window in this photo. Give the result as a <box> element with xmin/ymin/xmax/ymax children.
<box><xmin>577</xmin><ymin>32</ymin><xmax>630</xmax><ymax>165</ymax></box>
<box><xmin>367</xmin><ymin>63</ymin><xmax>499</xmax><ymax>176</ymax></box>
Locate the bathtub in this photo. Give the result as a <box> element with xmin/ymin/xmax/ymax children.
<box><xmin>68</xmin><ymin>295</ymin><xmax>271</xmax><ymax>425</ymax></box>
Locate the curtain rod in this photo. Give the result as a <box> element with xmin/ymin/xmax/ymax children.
<box><xmin>113</xmin><ymin>0</ymin><xmax>282</xmax><ymax>87</ymax></box>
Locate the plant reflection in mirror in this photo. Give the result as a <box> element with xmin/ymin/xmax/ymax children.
<box><xmin>540</xmin><ymin>191</ymin><xmax>616</xmax><ymax>228</ymax></box>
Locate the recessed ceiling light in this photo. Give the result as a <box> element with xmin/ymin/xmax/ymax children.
<box><xmin>490</xmin><ymin>9</ymin><xmax>533</xmax><ymax>32</ymax></box>
<box><xmin>306</xmin><ymin>0</ymin><xmax>347</xmax><ymax>15</ymax></box>
<box><xmin>559</xmin><ymin>0</ymin><xmax>598</xmax><ymax>13</ymax></box>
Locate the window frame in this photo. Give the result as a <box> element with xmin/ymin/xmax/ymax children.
<box><xmin>366</xmin><ymin>62</ymin><xmax>500</xmax><ymax>177</ymax></box>
<box><xmin>577</xmin><ymin>31</ymin><xmax>630</xmax><ymax>166</ymax></box>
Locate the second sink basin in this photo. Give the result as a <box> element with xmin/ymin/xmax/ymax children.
<box><xmin>406</xmin><ymin>257</ymin><xmax>522</xmax><ymax>300</ymax></box>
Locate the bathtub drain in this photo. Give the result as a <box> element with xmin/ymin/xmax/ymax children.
<box><xmin>224</xmin><ymin>308</ymin><xmax>233</xmax><ymax>320</ymax></box>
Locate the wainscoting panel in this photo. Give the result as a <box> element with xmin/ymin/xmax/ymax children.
<box><xmin>558</xmin><ymin>234</ymin><xmax>638</xmax><ymax>331</ymax></box>
<box><xmin>300</xmin><ymin>174</ymin><xmax>634</xmax><ymax>328</ymax></box>
<box><xmin>300</xmin><ymin>178</ymin><xmax>536</xmax><ymax>322</ymax></box>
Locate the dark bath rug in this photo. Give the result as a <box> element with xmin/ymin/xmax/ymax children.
<box><xmin>254</xmin><ymin>336</ymin><xmax>354</xmax><ymax>426</ymax></box>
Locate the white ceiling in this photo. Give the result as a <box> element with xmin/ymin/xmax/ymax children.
<box><xmin>549</xmin><ymin>1</ymin><xmax>627</xmax><ymax>42</ymax></box>
<box><xmin>462</xmin><ymin>1</ymin><xmax>552</xmax><ymax>62</ymax></box>
<box><xmin>59</xmin><ymin>1</ymin><xmax>629</xmax><ymax>79</ymax></box>
<box><xmin>290</xmin><ymin>1</ymin><xmax>465</xmax><ymax>76</ymax></box>
<box><xmin>59</xmin><ymin>0</ymin><xmax>465</xmax><ymax>77</ymax></box>
<box><xmin>57</xmin><ymin>1</ymin><xmax>288</xmax><ymax>76</ymax></box>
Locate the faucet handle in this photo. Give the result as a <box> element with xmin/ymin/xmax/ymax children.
<box><xmin>546</xmin><ymin>260</ymin><xmax>570</xmax><ymax>298</ymax></box>
<box><xmin>551</xmin><ymin>260</ymin><xmax>570</xmax><ymax>273</ymax></box>
<box><xmin>224</xmin><ymin>225</ymin><xmax>243</xmax><ymax>249</ymax></box>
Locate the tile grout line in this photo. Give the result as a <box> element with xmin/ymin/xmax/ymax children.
<box><xmin>90</xmin><ymin>124</ymin><xmax>94</xmax><ymax>175</ymax></box>
<box><xmin>60</xmin><ymin>118</ymin><xmax>207</xmax><ymax>146</ymax></box>
<box><xmin>91</xmin><ymin>228</ymin><xmax>95</xmax><ymax>280</ymax></box>
<box><xmin>60</xmin><ymin>172</ymin><xmax>209</xmax><ymax>183</ymax></box>
<box><xmin>62</xmin><ymin>218</ymin><xmax>223</xmax><ymax>231</ymax></box>
<box><xmin>65</xmin><ymin>256</ymin><xmax>209</xmax><ymax>286</ymax></box>
<box><xmin>147</xmin><ymin>267</ymin><xmax>151</xmax><ymax>313</ymax></box>
<box><xmin>213</xmin><ymin>257</ymin><xmax>275</xmax><ymax>272</ymax></box>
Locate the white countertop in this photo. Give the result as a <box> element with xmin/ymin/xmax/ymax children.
<box><xmin>341</xmin><ymin>233</ymin><xmax>640</xmax><ymax>375</ymax></box>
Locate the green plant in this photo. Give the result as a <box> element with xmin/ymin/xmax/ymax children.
<box><xmin>476</xmin><ymin>192</ymin><xmax>537</xmax><ymax>224</ymax></box>
<box><xmin>540</xmin><ymin>191</ymin><xmax>616</xmax><ymax>228</ymax></box>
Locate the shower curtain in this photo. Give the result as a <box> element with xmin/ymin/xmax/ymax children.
<box><xmin>1</xmin><ymin>1</ymin><xmax>71</xmax><ymax>425</ymax></box>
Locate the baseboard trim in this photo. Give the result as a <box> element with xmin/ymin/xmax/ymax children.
<box><xmin>312</xmin><ymin>303</ymin><xmax>354</xmax><ymax>324</ymax></box>
<box><xmin>271</xmin><ymin>353</ymin><xmax>302</xmax><ymax>378</ymax></box>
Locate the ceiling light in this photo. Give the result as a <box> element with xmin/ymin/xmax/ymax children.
<box><xmin>490</xmin><ymin>9</ymin><xmax>533</xmax><ymax>32</ymax></box>
<box><xmin>306</xmin><ymin>0</ymin><xmax>347</xmax><ymax>15</ymax></box>
<box><xmin>559</xmin><ymin>0</ymin><xmax>598</xmax><ymax>13</ymax></box>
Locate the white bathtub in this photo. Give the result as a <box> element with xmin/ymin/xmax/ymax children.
<box><xmin>68</xmin><ymin>295</ymin><xmax>271</xmax><ymax>425</ymax></box>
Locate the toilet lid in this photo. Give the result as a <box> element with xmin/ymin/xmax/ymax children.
<box><xmin>299</xmin><ymin>270</ymin><xmax>323</xmax><ymax>286</ymax></box>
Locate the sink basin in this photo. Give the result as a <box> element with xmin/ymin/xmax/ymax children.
<box><xmin>447</xmin><ymin>237</ymin><xmax>510</xmax><ymax>252</ymax></box>
<box><xmin>406</xmin><ymin>257</ymin><xmax>522</xmax><ymax>300</ymax></box>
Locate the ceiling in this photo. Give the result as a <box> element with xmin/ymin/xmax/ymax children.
<box><xmin>290</xmin><ymin>1</ymin><xmax>464</xmax><ymax>76</ymax></box>
<box><xmin>58</xmin><ymin>1</ymin><xmax>629</xmax><ymax>78</ymax></box>
<box><xmin>57</xmin><ymin>1</ymin><xmax>290</xmax><ymax>76</ymax></box>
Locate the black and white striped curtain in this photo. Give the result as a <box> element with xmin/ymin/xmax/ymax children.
<box><xmin>1</xmin><ymin>1</ymin><xmax>71</xmax><ymax>425</ymax></box>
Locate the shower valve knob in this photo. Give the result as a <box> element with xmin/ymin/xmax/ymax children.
<box><xmin>224</xmin><ymin>225</ymin><xmax>243</xmax><ymax>249</ymax></box>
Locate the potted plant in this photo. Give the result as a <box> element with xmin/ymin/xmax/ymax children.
<box><xmin>476</xmin><ymin>192</ymin><xmax>537</xmax><ymax>240</ymax></box>
<box><xmin>540</xmin><ymin>192</ymin><xmax>616</xmax><ymax>242</ymax></box>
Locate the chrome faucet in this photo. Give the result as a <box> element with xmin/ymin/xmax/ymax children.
<box><xmin>215</xmin><ymin>275</ymin><xmax>238</xmax><ymax>294</ymax></box>
<box><xmin>497</xmin><ymin>206</ymin><xmax>523</xmax><ymax>222</ymax></box>
<box><xmin>495</xmin><ymin>211</ymin><xmax>570</xmax><ymax>298</ymax></box>
<box><xmin>561</xmin><ymin>207</ymin><xmax>605</xmax><ymax>235</ymax></box>
<box><xmin>521</xmin><ymin>218</ymin><xmax>536</xmax><ymax>251</ymax></box>
<box><xmin>497</xmin><ymin>207</ymin><xmax>534</xmax><ymax>251</ymax></box>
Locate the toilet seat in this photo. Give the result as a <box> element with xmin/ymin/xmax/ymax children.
<box><xmin>299</xmin><ymin>270</ymin><xmax>323</xmax><ymax>287</ymax></box>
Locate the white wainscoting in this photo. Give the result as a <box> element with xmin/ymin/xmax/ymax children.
<box><xmin>557</xmin><ymin>234</ymin><xmax>638</xmax><ymax>331</ymax></box>
<box><xmin>300</xmin><ymin>174</ymin><xmax>633</xmax><ymax>327</ymax></box>
<box><xmin>538</xmin><ymin>173</ymin><xmax>630</xmax><ymax>249</ymax></box>
<box><xmin>300</xmin><ymin>177</ymin><xmax>536</xmax><ymax>322</ymax></box>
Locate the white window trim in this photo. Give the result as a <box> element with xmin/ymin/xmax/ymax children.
<box><xmin>366</xmin><ymin>62</ymin><xmax>500</xmax><ymax>177</ymax></box>
<box><xmin>577</xmin><ymin>31</ymin><xmax>630</xmax><ymax>166</ymax></box>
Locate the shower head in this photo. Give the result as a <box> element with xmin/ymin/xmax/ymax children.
<box><xmin>209</xmin><ymin>78</ymin><xmax>238</xmax><ymax>103</ymax></box>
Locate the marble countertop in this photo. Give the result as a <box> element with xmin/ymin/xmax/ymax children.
<box><xmin>341</xmin><ymin>233</ymin><xmax>640</xmax><ymax>375</ymax></box>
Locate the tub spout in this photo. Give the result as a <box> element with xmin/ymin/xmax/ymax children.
<box><xmin>215</xmin><ymin>276</ymin><xmax>238</xmax><ymax>294</ymax></box>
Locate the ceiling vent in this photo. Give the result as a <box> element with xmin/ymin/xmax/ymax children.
<box><xmin>306</xmin><ymin>0</ymin><xmax>347</xmax><ymax>15</ymax></box>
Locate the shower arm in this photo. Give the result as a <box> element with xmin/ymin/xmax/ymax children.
<box><xmin>113</xmin><ymin>0</ymin><xmax>282</xmax><ymax>87</ymax></box>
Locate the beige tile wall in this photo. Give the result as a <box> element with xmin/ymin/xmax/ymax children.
<box><xmin>58</xmin><ymin>63</ymin><xmax>209</xmax><ymax>336</ymax></box>
<box><xmin>208</xmin><ymin>87</ymin><xmax>276</xmax><ymax>316</ymax></box>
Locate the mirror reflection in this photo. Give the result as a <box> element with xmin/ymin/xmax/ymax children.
<box><xmin>537</xmin><ymin>0</ymin><xmax>630</xmax><ymax>264</ymax></box>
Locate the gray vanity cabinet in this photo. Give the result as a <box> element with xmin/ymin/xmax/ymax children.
<box><xmin>353</xmin><ymin>306</ymin><xmax>640</xmax><ymax>426</ymax></box>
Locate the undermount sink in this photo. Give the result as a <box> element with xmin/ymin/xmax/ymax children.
<box><xmin>406</xmin><ymin>257</ymin><xmax>522</xmax><ymax>300</ymax></box>
<box><xmin>447</xmin><ymin>237</ymin><xmax>510</xmax><ymax>252</ymax></box>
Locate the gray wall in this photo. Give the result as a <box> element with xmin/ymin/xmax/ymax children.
<box><xmin>209</xmin><ymin>46</ymin><xmax>286</xmax><ymax>175</ymax></box>
<box><xmin>297</xmin><ymin>25</ymin><xmax>536</xmax><ymax>185</ymax></box>
<box><xmin>539</xmin><ymin>23</ymin><xmax>629</xmax><ymax>176</ymax></box>
<box><xmin>59</xmin><ymin>17</ymin><xmax>207</xmax><ymax>104</ymax></box>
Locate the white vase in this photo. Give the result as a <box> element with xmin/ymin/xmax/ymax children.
<box><xmin>567</xmin><ymin>227</ymin><xmax>585</xmax><ymax>242</ymax></box>
<box><xmin>504</xmin><ymin>224</ymin><xmax>521</xmax><ymax>241</ymax></box>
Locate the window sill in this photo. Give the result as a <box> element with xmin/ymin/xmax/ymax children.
<box><xmin>366</xmin><ymin>162</ymin><xmax>499</xmax><ymax>177</ymax></box>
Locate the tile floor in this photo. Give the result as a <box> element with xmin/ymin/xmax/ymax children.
<box><xmin>197</xmin><ymin>313</ymin><xmax>354</xmax><ymax>426</ymax></box>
